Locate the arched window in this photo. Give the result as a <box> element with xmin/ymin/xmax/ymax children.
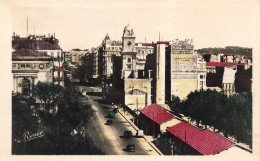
<box><xmin>21</xmin><ymin>78</ymin><xmax>30</xmax><ymax>96</ymax></box>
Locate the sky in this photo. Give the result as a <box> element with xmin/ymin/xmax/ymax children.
<box><xmin>10</xmin><ymin>0</ymin><xmax>260</xmax><ymax>51</ymax></box>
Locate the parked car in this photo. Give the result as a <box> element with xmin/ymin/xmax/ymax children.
<box><xmin>113</xmin><ymin>108</ymin><xmax>118</xmax><ymax>113</ymax></box>
<box><xmin>108</xmin><ymin>111</ymin><xmax>115</xmax><ymax>118</ymax></box>
<box><xmin>82</xmin><ymin>89</ymin><xmax>87</xmax><ymax>96</ymax></box>
<box><xmin>124</xmin><ymin>130</ymin><xmax>133</xmax><ymax>138</ymax></box>
<box><xmin>126</xmin><ymin>144</ymin><xmax>135</xmax><ymax>152</ymax></box>
<box><xmin>82</xmin><ymin>101</ymin><xmax>87</xmax><ymax>106</ymax></box>
<box><xmin>136</xmin><ymin>130</ymin><xmax>144</xmax><ymax>138</ymax></box>
<box><xmin>105</xmin><ymin>120</ymin><xmax>113</xmax><ymax>125</ymax></box>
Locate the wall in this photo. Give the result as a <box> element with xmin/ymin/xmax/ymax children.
<box><xmin>124</xmin><ymin>79</ymin><xmax>151</xmax><ymax>106</ymax></box>
<box><xmin>171</xmin><ymin>54</ymin><xmax>198</xmax><ymax>99</ymax></box>
<box><xmin>125</xmin><ymin>94</ymin><xmax>146</xmax><ymax>111</ymax></box>
<box><xmin>171</xmin><ymin>79</ymin><xmax>197</xmax><ymax>99</ymax></box>
<box><xmin>155</xmin><ymin>44</ymin><xmax>166</xmax><ymax>104</ymax></box>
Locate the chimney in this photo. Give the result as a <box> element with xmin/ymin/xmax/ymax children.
<box><xmin>54</xmin><ymin>33</ymin><xmax>55</xmax><ymax>38</ymax></box>
<box><xmin>13</xmin><ymin>32</ymin><xmax>15</xmax><ymax>37</ymax></box>
<box><xmin>49</xmin><ymin>33</ymin><xmax>50</xmax><ymax>37</ymax></box>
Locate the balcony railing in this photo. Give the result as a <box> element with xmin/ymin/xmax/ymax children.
<box><xmin>54</xmin><ymin>77</ymin><xmax>64</xmax><ymax>81</ymax></box>
<box><xmin>54</xmin><ymin>66</ymin><xmax>63</xmax><ymax>70</ymax></box>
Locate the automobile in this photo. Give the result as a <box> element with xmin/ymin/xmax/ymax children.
<box><xmin>105</xmin><ymin>120</ymin><xmax>113</xmax><ymax>125</ymax></box>
<box><xmin>108</xmin><ymin>111</ymin><xmax>115</xmax><ymax>118</ymax></box>
<box><xmin>82</xmin><ymin>101</ymin><xmax>87</xmax><ymax>105</ymax></box>
<box><xmin>82</xmin><ymin>89</ymin><xmax>87</xmax><ymax>96</ymax></box>
<box><xmin>126</xmin><ymin>144</ymin><xmax>135</xmax><ymax>152</ymax></box>
<box><xmin>136</xmin><ymin>130</ymin><xmax>144</xmax><ymax>138</ymax></box>
<box><xmin>124</xmin><ymin>130</ymin><xmax>133</xmax><ymax>138</ymax></box>
<box><xmin>113</xmin><ymin>108</ymin><xmax>118</xmax><ymax>113</ymax></box>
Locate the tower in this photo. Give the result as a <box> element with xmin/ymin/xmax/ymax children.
<box><xmin>155</xmin><ymin>44</ymin><xmax>166</xmax><ymax>104</ymax></box>
<box><xmin>121</xmin><ymin>24</ymin><xmax>137</xmax><ymax>78</ymax></box>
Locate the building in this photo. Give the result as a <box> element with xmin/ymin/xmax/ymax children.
<box><xmin>197</xmin><ymin>56</ymin><xmax>207</xmax><ymax>90</ymax></box>
<box><xmin>120</xmin><ymin>25</ymin><xmax>153</xmax><ymax>111</ymax></box>
<box><xmin>206</xmin><ymin>62</ymin><xmax>246</xmax><ymax>95</ymax></box>
<box><xmin>65</xmin><ymin>49</ymin><xmax>88</xmax><ymax>66</ymax></box>
<box><xmin>12</xmin><ymin>33</ymin><xmax>64</xmax><ymax>96</ymax></box>
<box><xmin>98</xmin><ymin>34</ymin><xmax>122</xmax><ymax>78</ymax></box>
<box><xmin>167</xmin><ymin>121</ymin><xmax>235</xmax><ymax>155</ymax></box>
<box><xmin>136</xmin><ymin>43</ymin><xmax>154</xmax><ymax>70</ymax></box>
<box><xmin>170</xmin><ymin>39</ymin><xmax>198</xmax><ymax>99</ymax></box>
<box><xmin>139</xmin><ymin>104</ymin><xmax>176</xmax><ymax>137</ymax></box>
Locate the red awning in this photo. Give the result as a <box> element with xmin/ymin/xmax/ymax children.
<box><xmin>157</xmin><ymin>41</ymin><xmax>169</xmax><ymax>45</ymax></box>
<box><xmin>224</xmin><ymin>53</ymin><xmax>233</xmax><ymax>56</ymax></box>
<box><xmin>167</xmin><ymin>121</ymin><xmax>235</xmax><ymax>155</ymax></box>
<box><xmin>142</xmin><ymin>43</ymin><xmax>154</xmax><ymax>46</ymax></box>
<box><xmin>140</xmin><ymin>104</ymin><xmax>174</xmax><ymax>124</ymax></box>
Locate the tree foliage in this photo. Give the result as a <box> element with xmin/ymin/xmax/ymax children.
<box><xmin>197</xmin><ymin>46</ymin><xmax>252</xmax><ymax>56</ymax></box>
<box><xmin>13</xmin><ymin>81</ymin><xmax>102</xmax><ymax>154</ymax></box>
<box><xmin>170</xmin><ymin>90</ymin><xmax>252</xmax><ymax>147</ymax></box>
<box><xmin>34</xmin><ymin>82</ymin><xmax>63</xmax><ymax>110</ymax></box>
<box><xmin>12</xmin><ymin>94</ymin><xmax>40</xmax><ymax>142</ymax></box>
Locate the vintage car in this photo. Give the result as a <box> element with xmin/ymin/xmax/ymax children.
<box><xmin>124</xmin><ymin>130</ymin><xmax>133</xmax><ymax>138</ymax></box>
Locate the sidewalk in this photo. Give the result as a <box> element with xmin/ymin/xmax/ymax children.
<box><xmin>117</xmin><ymin>107</ymin><xmax>164</xmax><ymax>155</ymax></box>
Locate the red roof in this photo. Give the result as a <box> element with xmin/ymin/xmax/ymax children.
<box><xmin>139</xmin><ymin>104</ymin><xmax>174</xmax><ymax>124</ymax></box>
<box><xmin>224</xmin><ymin>53</ymin><xmax>233</xmax><ymax>56</ymax></box>
<box><xmin>157</xmin><ymin>41</ymin><xmax>169</xmax><ymax>45</ymax></box>
<box><xmin>206</xmin><ymin>62</ymin><xmax>245</xmax><ymax>67</ymax></box>
<box><xmin>244</xmin><ymin>56</ymin><xmax>252</xmax><ymax>59</ymax></box>
<box><xmin>142</xmin><ymin>43</ymin><xmax>154</xmax><ymax>46</ymax></box>
<box><xmin>167</xmin><ymin>121</ymin><xmax>235</xmax><ymax>155</ymax></box>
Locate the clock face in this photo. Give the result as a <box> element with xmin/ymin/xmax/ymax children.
<box><xmin>127</xmin><ymin>41</ymin><xmax>132</xmax><ymax>46</ymax></box>
<box><xmin>39</xmin><ymin>64</ymin><xmax>44</xmax><ymax>69</ymax></box>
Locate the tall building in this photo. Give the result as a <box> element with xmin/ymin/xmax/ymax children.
<box><xmin>12</xmin><ymin>33</ymin><xmax>64</xmax><ymax>96</ymax></box>
<box><xmin>118</xmin><ymin>25</ymin><xmax>152</xmax><ymax>110</ymax></box>
<box><xmin>155</xmin><ymin>44</ymin><xmax>166</xmax><ymax>104</ymax></box>
<box><xmin>65</xmin><ymin>49</ymin><xmax>88</xmax><ymax>66</ymax></box>
<box><xmin>98</xmin><ymin>34</ymin><xmax>122</xmax><ymax>78</ymax></box>
<box><xmin>170</xmin><ymin>39</ymin><xmax>198</xmax><ymax>99</ymax></box>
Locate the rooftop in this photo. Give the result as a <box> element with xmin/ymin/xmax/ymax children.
<box><xmin>167</xmin><ymin>121</ymin><xmax>235</xmax><ymax>155</ymax></box>
<box><xmin>206</xmin><ymin>62</ymin><xmax>245</xmax><ymax>67</ymax></box>
<box><xmin>140</xmin><ymin>104</ymin><xmax>174</xmax><ymax>124</ymax></box>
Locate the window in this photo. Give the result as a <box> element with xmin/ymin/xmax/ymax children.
<box><xmin>127</xmin><ymin>65</ymin><xmax>131</xmax><ymax>70</ymax></box>
<box><xmin>200</xmin><ymin>75</ymin><xmax>203</xmax><ymax>79</ymax></box>
<box><xmin>26</xmin><ymin>64</ymin><xmax>31</xmax><ymax>68</ymax></box>
<box><xmin>21</xmin><ymin>64</ymin><xmax>25</xmax><ymax>68</ymax></box>
<box><xmin>128</xmin><ymin>58</ymin><xmax>131</xmax><ymax>63</ymax></box>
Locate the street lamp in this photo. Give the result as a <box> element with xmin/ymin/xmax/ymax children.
<box><xmin>171</xmin><ymin>142</ymin><xmax>174</xmax><ymax>155</ymax></box>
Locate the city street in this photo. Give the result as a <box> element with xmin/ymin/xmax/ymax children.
<box><xmin>76</xmin><ymin>86</ymin><xmax>159</xmax><ymax>155</ymax></box>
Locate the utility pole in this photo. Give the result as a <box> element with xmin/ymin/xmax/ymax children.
<box><xmin>27</xmin><ymin>16</ymin><xmax>28</xmax><ymax>37</ymax></box>
<box><xmin>136</xmin><ymin>98</ymin><xmax>139</xmax><ymax>126</ymax></box>
<box><xmin>153</xmin><ymin>112</ymin><xmax>154</xmax><ymax>137</ymax></box>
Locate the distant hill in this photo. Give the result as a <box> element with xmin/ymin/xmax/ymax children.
<box><xmin>196</xmin><ymin>46</ymin><xmax>252</xmax><ymax>56</ymax></box>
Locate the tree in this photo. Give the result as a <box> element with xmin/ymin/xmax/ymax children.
<box><xmin>34</xmin><ymin>82</ymin><xmax>63</xmax><ymax>111</ymax></box>
<box><xmin>13</xmin><ymin>82</ymin><xmax>102</xmax><ymax>154</ymax></box>
<box><xmin>170</xmin><ymin>95</ymin><xmax>181</xmax><ymax>113</ymax></box>
<box><xmin>12</xmin><ymin>94</ymin><xmax>40</xmax><ymax>146</ymax></box>
<box><xmin>180</xmin><ymin>90</ymin><xmax>252</xmax><ymax>147</ymax></box>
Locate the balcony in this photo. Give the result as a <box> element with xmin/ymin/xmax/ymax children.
<box><xmin>54</xmin><ymin>77</ymin><xmax>64</xmax><ymax>81</ymax></box>
<box><xmin>54</xmin><ymin>66</ymin><xmax>63</xmax><ymax>70</ymax></box>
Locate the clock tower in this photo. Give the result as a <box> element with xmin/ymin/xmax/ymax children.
<box><xmin>122</xmin><ymin>24</ymin><xmax>136</xmax><ymax>52</ymax></box>
<box><xmin>121</xmin><ymin>24</ymin><xmax>137</xmax><ymax>78</ymax></box>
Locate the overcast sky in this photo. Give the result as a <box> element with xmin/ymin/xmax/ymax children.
<box><xmin>11</xmin><ymin>0</ymin><xmax>259</xmax><ymax>51</ymax></box>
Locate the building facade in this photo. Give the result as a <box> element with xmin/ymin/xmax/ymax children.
<box><xmin>12</xmin><ymin>33</ymin><xmax>64</xmax><ymax>96</ymax></box>
<box><xmin>170</xmin><ymin>39</ymin><xmax>198</xmax><ymax>99</ymax></box>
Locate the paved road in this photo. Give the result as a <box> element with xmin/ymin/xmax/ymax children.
<box><xmin>76</xmin><ymin>86</ymin><xmax>158</xmax><ymax>155</ymax></box>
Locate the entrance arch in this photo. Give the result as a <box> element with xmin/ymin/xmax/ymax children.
<box><xmin>21</xmin><ymin>78</ymin><xmax>30</xmax><ymax>96</ymax></box>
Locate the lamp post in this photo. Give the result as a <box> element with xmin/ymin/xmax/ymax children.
<box><xmin>171</xmin><ymin>142</ymin><xmax>174</xmax><ymax>155</ymax></box>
